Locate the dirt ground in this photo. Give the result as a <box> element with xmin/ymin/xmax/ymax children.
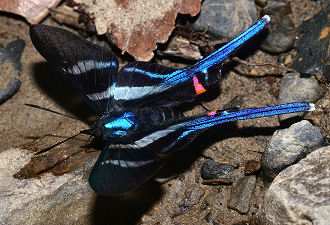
<box><xmin>0</xmin><ymin>0</ymin><xmax>327</xmax><ymax>224</ymax></box>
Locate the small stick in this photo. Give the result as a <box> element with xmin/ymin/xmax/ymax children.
<box><xmin>232</xmin><ymin>56</ymin><xmax>296</xmax><ymax>73</ymax></box>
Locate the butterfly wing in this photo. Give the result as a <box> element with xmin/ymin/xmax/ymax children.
<box><xmin>112</xmin><ymin>16</ymin><xmax>270</xmax><ymax>108</ymax></box>
<box><xmin>89</xmin><ymin>144</ymin><xmax>163</xmax><ymax>195</ymax></box>
<box><xmin>30</xmin><ymin>16</ymin><xmax>269</xmax><ymax>112</ymax></box>
<box><xmin>30</xmin><ymin>24</ymin><xmax>119</xmax><ymax>115</ymax></box>
<box><xmin>144</xmin><ymin>102</ymin><xmax>312</xmax><ymax>155</ymax></box>
<box><xmin>113</xmin><ymin>61</ymin><xmax>221</xmax><ymax>108</ymax></box>
<box><xmin>90</xmin><ymin>102</ymin><xmax>312</xmax><ymax>195</ymax></box>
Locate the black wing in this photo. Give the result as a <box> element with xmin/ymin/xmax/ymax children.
<box><xmin>30</xmin><ymin>16</ymin><xmax>269</xmax><ymax>113</ymax></box>
<box><xmin>30</xmin><ymin>24</ymin><xmax>119</xmax><ymax>115</ymax></box>
<box><xmin>89</xmin><ymin>102</ymin><xmax>312</xmax><ymax>195</ymax></box>
<box><xmin>89</xmin><ymin>144</ymin><xmax>163</xmax><ymax>195</ymax></box>
<box><xmin>113</xmin><ymin>61</ymin><xmax>221</xmax><ymax>109</ymax></box>
<box><xmin>112</xmin><ymin>16</ymin><xmax>271</xmax><ymax>109</ymax></box>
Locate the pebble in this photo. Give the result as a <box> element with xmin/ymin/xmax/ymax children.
<box><xmin>277</xmin><ymin>72</ymin><xmax>325</xmax><ymax>121</ymax></box>
<box><xmin>255</xmin><ymin>0</ymin><xmax>267</xmax><ymax>7</ymax></box>
<box><xmin>261</xmin><ymin>12</ymin><xmax>295</xmax><ymax>53</ymax></box>
<box><xmin>291</xmin><ymin>7</ymin><xmax>329</xmax><ymax>81</ymax></box>
<box><xmin>201</xmin><ymin>160</ymin><xmax>235</xmax><ymax>184</ymax></box>
<box><xmin>261</xmin><ymin>120</ymin><xmax>323</xmax><ymax>180</ymax></box>
<box><xmin>227</xmin><ymin>175</ymin><xmax>257</xmax><ymax>214</ymax></box>
<box><xmin>0</xmin><ymin>78</ymin><xmax>21</xmax><ymax>104</ymax></box>
<box><xmin>0</xmin><ymin>39</ymin><xmax>25</xmax><ymax>71</ymax></box>
<box><xmin>191</xmin><ymin>0</ymin><xmax>257</xmax><ymax>40</ymax></box>
<box><xmin>244</xmin><ymin>160</ymin><xmax>261</xmax><ymax>175</ymax></box>
<box><xmin>259</xmin><ymin>146</ymin><xmax>330</xmax><ymax>225</ymax></box>
<box><xmin>283</xmin><ymin>54</ymin><xmax>293</xmax><ymax>65</ymax></box>
<box><xmin>262</xmin><ymin>1</ymin><xmax>292</xmax><ymax>15</ymax></box>
<box><xmin>0</xmin><ymin>39</ymin><xmax>25</xmax><ymax>104</ymax></box>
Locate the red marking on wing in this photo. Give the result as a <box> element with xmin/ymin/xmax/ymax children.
<box><xmin>193</xmin><ymin>76</ymin><xmax>206</xmax><ymax>95</ymax></box>
<box><xmin>207</xmin><ymin>110</ymin><xmax>216</xmax><ymax>116</ymax></box>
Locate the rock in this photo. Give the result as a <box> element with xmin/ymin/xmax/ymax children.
<box><xmin>262</xmin><ymin>120</ymin><xmax>323</xmax><ymax>180</ymax></box>
<box><xmin>262</xmin><ymin>1</ymin><xmax>292</xmax><ymax>15</ymax></box>
<box><xmin>0</xmin><ymin>39</ymin><xmax>25</xmax><ymax>104</ymax></box>
<box><xmin>0</xmin><ymin>148</ymin><xmax>96</xmax><ymax>225</ymax></box>
<box><xmin>291</xmin><ymin>7</ymin><xmax>329</xmax><ymax>81</ymax></box>
<box><xmin>0</xmin><ymin>39</ymin><xmax>25</xmax><ymax>72</ymax></box>
<box><xmin>261</xmin><ymin>12</ymin><xmax>295</xmax><ymax>53</ymax></box>
<box><xmin>0</xmin><ymin>78</ymin><xmax>21</xmax><ymax>104</ymax></box>
<box><xmin>255</xmin><ymin>0</ymin><xmax>267</xmax><ymax>7</ymax></box>
<box><xmin>244</xmin><ymin>160</ymin><xmax>261</xmax><ymax>175</ymax></box>
<box><xmin>201</xmin><ymin>160</ymin><xmax>235</xmax><ymax>184</ymax></box>
<box><xmin>227</xmin><ymin>175</ymin><xmax>257</xmax><ymax>214</ymax></box>
<box><xmin>191</xmin><ymin>0</ymin><xmax>257</xmax><ymax>40</ymax></box>
<box><xmin>277</xmin><ymin>72</ymin><xmax>325</xmax><ymax>121</ymax></box>
<box><xmin>259</xmin><ymin>146</ymin><xmax>330</xmax><ymax>225</ymax></box>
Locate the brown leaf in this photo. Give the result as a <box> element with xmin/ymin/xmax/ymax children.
<box><xmin>50</xmin><ymin>4</ymin><xmax>96</xmax><ymax>32</ymax></box>
<box><xmin>72</xmin><ymin>0</ymin><xmax>202</xmax><ymax>61</ymax></box>
<box><xmin>0</xmin><ymin>0</ymin><xmax>61</xmax><ymax>24</ymax></box>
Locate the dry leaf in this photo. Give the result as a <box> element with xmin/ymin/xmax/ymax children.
<box><xmin>72</xmin><ymin>0</ymin><xmax>202</xmax><ymax>61</ymax></box>
<box><xmin>0</xmin><ymin>0</ymin><xmax>61</xmax><ymax>24</ymax></box>
<box><xmin>50</xmin><ymin>4</ymin><xmax>96</xmax><ymax>32</ymax></box>
<box><xmin>157</xmin><ymin>36</ymin><xmax>202</xmax><ymax>61</ymax></box>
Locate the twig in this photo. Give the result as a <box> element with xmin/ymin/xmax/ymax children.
<box><xmin>232</xmin><ymin>56</ymin><xmax>296</xmax><ymax>73</ymax></box>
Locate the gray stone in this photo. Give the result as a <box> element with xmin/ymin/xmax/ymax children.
<box><xmin>291</xmin><ymin>7</ymin><xmax>329</xmax><ymax>81</ymax></box>
<box><xmin>261</xmin><ymin>12</ymin><xmax>295</xmax><ymax>53</ymax></box>
<box><xmin>201</xmin><ymin>160</ymin><xmax>235</xmax><ymax>183</ymax></box>
<box><xmin>255</xmin><ymin>0</ymin><xmax>267</xmax><ymax>7</ymax></box>
<box><xmin>227</xmin><ymin>175</ymin><xmax>257</xmax><ymax>214</ymax></box>
<box><xmin>262</xmin><ymin>120</ymin><xmax>323</xmax><ymax>180</ymax></box>
<box><xmin>0</xmin><ymin>39</ymin><xmax>25</xmax><ymax>104</ymax></box>
<box><xmin>0</xmin><ymin>148</ymin><xmax>95</xmax><ymax>225</ymax></box>
<box><xmin>0</xmin><ymin>39</ymin><xmax>25</xmax><ymax>71</ymax></box>
<box><xmin>277</xmin><ymin>73</ymin><xmax>325</xmax><ymax>121</ymax></box>
<box><xmin>191</xmin><ymin>0</ymin><xmax>257</xmax><ymax>40</ymax></box>
<box><xmin>259</xmin><ymin>146</ymin><xmax>330</xmax><ymax>225</ymax></box>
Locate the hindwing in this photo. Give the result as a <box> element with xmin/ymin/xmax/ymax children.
<box><xmin>89</xmin><ymin>144</ymin><xmax>163</xmax><ymax>195</ymax></box>
<box><xmin>89</xmin><ymin>102</ymin><xmax>312</xmax><ymax>194</ymax></box>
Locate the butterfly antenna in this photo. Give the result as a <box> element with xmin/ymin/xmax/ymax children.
<box><xmin>25</xmin><ymin>104</ymin><xmax>85</xmax><ymax>122</ymax></box>
<box><xmin>35</xmin><ymin>132</ymin><xmax>83</xmax><ymax>155</ymax></box>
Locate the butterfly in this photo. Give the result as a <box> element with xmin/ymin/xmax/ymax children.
<box><xmin>29</xmin><ymin>15</ymin><xmax>313</xmax><ymax>195</ymax></box>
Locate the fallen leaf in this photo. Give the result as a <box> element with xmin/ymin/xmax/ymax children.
<box><xmin>72</xmin><ymin>0</ymin><xmax>202</xmax><ymax>61</ymax></box>
<box><xmin>0</xmin><ymin>0</ymin><xmax>61</xmax><ymax>24</ymax></box>
<box><xmin>157</xmin><ymin>35</ymin><xmax>202</xmax><ymax>61</ymax></box>
<box><xmin>50</xmin><ymin>4</ymin><xmax>96</xmax><ymax>32</ymax></box>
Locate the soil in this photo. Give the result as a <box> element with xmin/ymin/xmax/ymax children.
<box><xmin>0</xmin><ymin>0</ymin><xmax>328</xmax><ymax>224</ymax></box>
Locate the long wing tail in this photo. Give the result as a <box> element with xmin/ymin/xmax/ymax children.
<box><xmin>163</xmin><ymin>15</ymin><xmax>271</xmax><ymax>86</ymax></box>
<box><xmin>113</xmin><ymin>16</ymin><xmax>271</xmax><ymax>108</ymax></box>
<box><xmin>183</xmin><ymin>102</ymin><xmax>314</xmax><ymax>130</ymax></box>
<box><xmin>89</xmin><ymin>102</ymin><xmax>313</xmax><ymax>195</ymax></box>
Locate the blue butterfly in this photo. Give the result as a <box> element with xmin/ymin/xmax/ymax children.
<box><xmin>29</xmin><ymin>15</ymin><xmax>313</xmax><ymax>195</ymax></box>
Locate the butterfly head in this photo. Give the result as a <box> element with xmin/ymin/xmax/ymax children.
<box><xmin>87</xmin><ymin>112</ymin><xmax>139</xmax><ymax>139</ymax></box>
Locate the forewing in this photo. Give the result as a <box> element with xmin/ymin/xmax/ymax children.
<box><xmin>113</xmin><ymin>59</ymin><xmax>221</xmax><ymax>109</ymax></box>
<box><xmin>30</xmin><ymin>24</ymin><xmax>119</xmax><ymax>115</ymax></box>
<box><xmin>112</xmin><ymin>16</ymin><xmax>270</xmax><ymax>108</ymax></box>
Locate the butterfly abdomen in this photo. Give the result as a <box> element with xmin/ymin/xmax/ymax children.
<box><xmin>138</xmin><ymin>107</ymin><xmax>184</xmax><ymax>125</ymax></box>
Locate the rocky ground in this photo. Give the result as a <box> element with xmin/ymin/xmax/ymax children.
<box><xmin>0</xmin><ymin>0</ymin><xmax>328</xmax><ymax>224</ymax></box>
